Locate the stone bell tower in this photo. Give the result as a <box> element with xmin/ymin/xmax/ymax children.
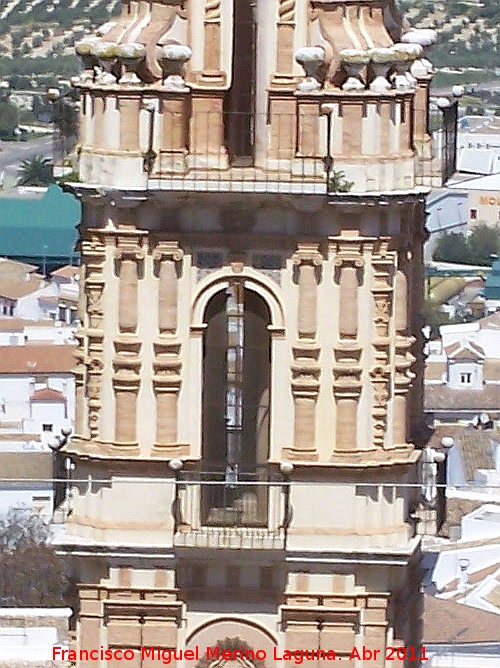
<box><xmin>61</xmin><ymin>1</ymin><xmax>443</xmax><ymax>666</ymax></box>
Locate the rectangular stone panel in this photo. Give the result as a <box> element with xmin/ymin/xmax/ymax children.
<box><xmin>142</xmin><ymin>619</ymin><xmax>178</xmax><ymax>647</ymax></box>
<box><xmin>107</xmin><ymin>618</ymin><xmax>141</xmax><ymax>646</ymax></box>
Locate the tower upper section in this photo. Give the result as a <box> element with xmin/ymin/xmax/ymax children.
<box><xmin>73</xmin><ymin>0</ymin><xmax>441</xmax><ymax>194</ymax></box>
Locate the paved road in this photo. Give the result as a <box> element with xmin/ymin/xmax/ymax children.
<box><xmin>0</xmin><ymin>136</ymin><xmax>53</xmax><ymax>188</ymax></box>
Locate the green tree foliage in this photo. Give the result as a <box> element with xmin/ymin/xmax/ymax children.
<box><xmin>16</xmin><ymin>155</ymin><xmax>55</xmax><ymax>187</ymax></box>
<box><xmin>433</xmin><ymin>225</ymin><xmax>500</xmax><ymax>266</ymax></box>
<box><xmin>468</xmin><ymin>225</ymin><xmax>500</xmax><ymax>265</ymax></box>
<box><xmin>0</xmin><ymin>100</ymin><xmax>18</xmax><ymax>139</ymax></box>
<box><xmin>433</xmin><ymin>232</ymin><xmax>470</xmax><ymax>264</ymax></box>
<box><xmin>0</xmin><ymin>509</ymin><xmax>68</xmax><ymax>606</ymax></box>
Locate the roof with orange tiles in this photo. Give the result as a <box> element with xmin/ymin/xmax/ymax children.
<box><xmin>51</xmin><ymin>265</ymin><xmax>79</xmax><ymax>280</ymax></box>
<box><xmin>0</xmin><ymin>258</ymin><xmax>38</xmax><ymax>276</ymax></box>
<box><xmin>423</xmin><ymin>594</ymin><xmax>500</xmax><ymax>644</ymax></box>
<box><xmin>425</xmin><ymin>361</ymin><xmax>446</xmax><ymax>381</ymax></box>
<box><xmin>0</xmin><ymin>344</ymin><xmax>75</xmax><ymax>374</ymax></box>
<box><xmin>0</xmin><ymin>277</ymin><xmax>45</xmax><ymax>300</ymax></box>
<box><xmin>425</xmin><ymin>385</ymin><xmax>500</xmax><ymax>413</ymax></box>
<box><xmin>479</xmin><ymin>311</ymin><xmax>500</xmax><ymax>330</ymax></box>
<box><xmin>0</xmin><ymin>318</ymin><xmax>55</xmax><ymax>331</ymax></box>
<box><xmin>30</xmin><ymin>388</ymin><xmax>65</xmax><ymax>402</ymax></box>
<box><xmin>0</xmin><ymin>451</ymin><xmax>51</xmax><ymax>479</ymax></box>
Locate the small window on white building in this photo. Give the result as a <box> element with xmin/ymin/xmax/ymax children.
<box><xmin>460</xmin><ymin>373</ymin><xmax>472</xmax><ymax>385</ymax></box>
<box><xmin>42</xmin><ymin>423</ymin><xmax>53</xmax><ymax>432</ymax></box>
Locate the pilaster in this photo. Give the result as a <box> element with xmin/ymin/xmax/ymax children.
<box><xmin>287</xmin><ymin>243</ymin><xmax>323</xmax><ymax>461</ymax></box>
<box><xmin>332</xmin><ymin>238</ymin><xmax>364</xmax><ymax>454</ymax></box>
<box><xmin>112</xmin><ymin>232</ymin><xmax>146</xmax><ymax>449</ymax></box>
<box><xmin>82</xmin><ymin>235</ymin><xmax>106</xmax><ymax>439</ymax></box>
<box><xmin>152</xmin><ymin>241</ymin><xmax>187</xmax><ymax>456</ymax></box>
<box><xmin>271</xmin><ymin>0</ymin><xmax>298</xmax><ymax>90</ymax></box>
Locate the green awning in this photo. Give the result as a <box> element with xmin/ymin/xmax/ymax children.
<box><xmin>0</xmin><ymin>185</ymin><xmax>80</xmax><ymax>261</ymax></box>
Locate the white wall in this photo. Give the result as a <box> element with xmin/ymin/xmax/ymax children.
<box><xmin>0</xmin><ymin>375</ymin><xmax>75</xmax><ymax>446</ymax></box>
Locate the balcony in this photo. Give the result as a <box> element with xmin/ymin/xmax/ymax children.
<box><xmin>77</xmin><ymin>99</ymin><xmax>455</xmax><ymax>193</ymax></box>
<box><xmin>172</xmin><ymin>472</ymin><xmax>289</xmax><ymax>550</ymax></box>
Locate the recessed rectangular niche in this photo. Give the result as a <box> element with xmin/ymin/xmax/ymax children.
<box><xmin>252</xmin><ymin>253</ymin><xmax>283</xmax><ymax>269</ymax></box>
<box><xmin>196</xmin><ymin>251</ymin><xmax>224</xmax><ymax>268</ymax></box>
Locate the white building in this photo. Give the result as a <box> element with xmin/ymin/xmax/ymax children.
<box><xmin>0</xmin><ymin>343</ymin><xmax>75</xmax><ymax>449</ymax></box>
<box><xmin>425</xmin><ymin>313</ymin><xmax>500</xmax><ymax>422</ymax></box>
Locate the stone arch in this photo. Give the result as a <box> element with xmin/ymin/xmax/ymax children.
<box><xmin>186</xmin><ymin>618</ymin><xmax>277</xmax><ymax>667</ymax></box>
<box><xmin>191</xmin><ymin>268</ymin><xmax>285</xmax><ymax>331</ymax></box>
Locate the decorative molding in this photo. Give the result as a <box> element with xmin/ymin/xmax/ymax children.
<box><xmin>369</xmin><ymin>365</ymin><xmax>391</xmax><ymax>449</ymax></box>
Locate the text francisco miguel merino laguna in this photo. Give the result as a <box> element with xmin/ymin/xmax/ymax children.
<box><xmin>53</xmin><ymin>645</ymin><xmax>428</xmax><ymax>663</ymax></box>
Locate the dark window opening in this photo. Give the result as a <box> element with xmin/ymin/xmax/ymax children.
<box><xmin>225</xmin><ymin>0</ymin><xmax>256</xmax><ymax>166</ymax></box>
<box><xmin>202</xmin><ymin>284</ymin><xmax>271</xmax><ymax>526</ymax></box>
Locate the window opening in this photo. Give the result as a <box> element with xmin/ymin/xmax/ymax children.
<box><xmin>202</xmin><ymin>282</ymin><xmax>271</xmax><ymax>526</ymax></box>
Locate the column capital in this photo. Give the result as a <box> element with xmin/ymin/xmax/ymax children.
<box><xmin>292</xmin><ymin>243</ymin><xmax>323</xmax><ymax>267</ymax></box>
<box><xmin>152</xmin><ymin>241</ymin><xmax>184</xmax><ymax>263</ymax></box>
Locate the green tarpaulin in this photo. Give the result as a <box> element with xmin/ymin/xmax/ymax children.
<box><xmin>0</xmin><ymin>185</ymin><xmax>80</xmax><ymax>264</ymax></box>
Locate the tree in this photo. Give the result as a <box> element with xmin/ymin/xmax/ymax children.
<box><xmin>0</xmin><ymin>508</ymin><xmax>68</xmax><ymax>606</ymax></box>
<box><xmin>467</xmin><ymin>224</ymin><xmax>500</xmax><ymax>265</ymax></box>
<box><xmin>433</xmin><ymin>232</ymin><xmax>470</xmax><ymax>264</ymax></box>
<box><xmin>16</xmin><ymin>155</ymin><xmax>55</xmax><ymax>187</ymax></box>
<box><xmin>0</xmin><ymin>99</ymin><xmax>18</xmax><ymax>139</ymax></box>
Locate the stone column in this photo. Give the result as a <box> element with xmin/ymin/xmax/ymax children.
<box><xmin>332</xmin><ymin>239</ymin><xmax>364</xmax><ymax>455</ymax></box>
<box><xmin>289</xmin><ymin>244</ymin><xmax>323</xmax><ymax>460</ymax></box>
<box><xmin>81</xmin><ymin>235</ymin><xmax>106</xmax><ymax>439</ymax></box>
<box><xmin>152</xmin><ymin>242</ymin><xmax>186</xmax><ymax>455</ymax></box>
<box><xmin>200</xmin><ymin>0</ymin><xmax>225</xmax><ymax>86</ymax></box>
<box><xmin>113</xmin><ymin>234</ymin><xmax>145</xmax><ymax>448</ymax></box>
<box><xmin>271</xmin><ymin>0</ymin><xmax>297</xmax><ymax>89</ymax></box>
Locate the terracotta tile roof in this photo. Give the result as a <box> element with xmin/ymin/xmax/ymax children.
<box><xmin>445</xmin><ymin>341</ymin><xmax>461</xmax><ymax>356</ymax></box>
<box><xmin>425</xmin><ymin>361</ymin><xmax>447</xmax><ymax>381</ymax></box>
<box><xmin>458</xmin><ymin>430</ymin><xmax>496</xmax><ymax>481</ymax></box>
<box><xmin>38</xmin><ymin>295</ymin><xmax>59</xmax><ymax>306</ymax></box>
<box><xmin>449</xmin><ymin>342</ymin><xmax>485</xmax><ymax>361</ymax></box>
<box><xmin>0</xmin><ymin>451</ymin><xmax>52</xmax><ymax>479</ymax></box>
<box><xmin>51</xmin><ymin>265</ymin><xmax>79</xmax><ymax>280</ymax></box>
<box><xmin>31</xmin><ymin>388</ymin><xmax>65</xmax><ymax>402</ymax></box>
<box><xmin>484</xmin><ymin>359</ymin><xmax>500</xmax><ymax>379</ymax></box>
<box><xmin>439</xmin><ymin>496</ymin><xmax>500</xmax><ymax>538</ymax></box>
<box><xmin>442</xmin><ymin>563</ymin><xmax>500</xmax><ymax>592</ymax></box>
<box><xmin>0</xmin><ymin>433</ymin><xmax>41</xmax><ymax>441</ymax></box>
<box><xmin>0</xmin><ymin>277</ymin><xmax>44</xmax><ymax>300</ymax></box>
<box><xmin>425</xmin><ymin>385</ymin><xmax>500</xmax><ymax>413</ymax></box>
<box><xmin>422</xmin><ymin>594</ymin><xmax>500</xmax><ymax>644</ymax></box>
<box><xmin>0</xmin><ymin>317</ymin><xmax>55</xmax><ymax>331</ymax></box>
<box><xmin>0</xmin><ymin>258</ymin><xmax>38</xmax><ymax>276</ymax></box>
<box><xmin>0</xmin><ymin>344</ymin><xmax>75</xmax><ymax>373</ymax></box>
<box><xmin>479</xmin><ymin>311</ymin><xmax>500</xmax><ymax>330</ymax></box>
<box><xmin>484</xmin><ymin>581</ymin><xmax>500</xmax><ymax>608</ymax></box>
